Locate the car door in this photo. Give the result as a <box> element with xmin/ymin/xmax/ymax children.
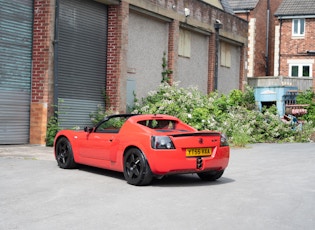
<box><xmin>78</xmin><ymin>117</ymin><xmax>123</xmax><ymax>162</ymax></box>
<box><xmin>78</xmin><ymin>132</ymin><xmax>113</xmax><ymax>161</ymax></box>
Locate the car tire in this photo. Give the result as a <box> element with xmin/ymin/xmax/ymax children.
<box><xmin>55</xmin><ymin>137</ymin><xmax>77</xmax><ymax>169</ymax></box>
<box><xmin>197</xmin><ymin>170</ymin><xmax>224</xmax><ymax>181</ymax></box>
<box><xmin>123</xmin><ymin>148</ymin><xmax>153</xmax><ymax>186</ymax></box>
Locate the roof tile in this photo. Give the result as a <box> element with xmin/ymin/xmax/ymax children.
<box><xmin>220</xmin><ymin>0</ymin><xmax>235</xmax><ymax>14</ymax></box>
<box><xmin>226</xmin><ymin>0</ymin><xmax>260</xmax><ymax>11</ymax></box>
<box><xmin>275</xmin><ymin>0</ymin><xmax>315</xmax><ymax>16</ymax></box>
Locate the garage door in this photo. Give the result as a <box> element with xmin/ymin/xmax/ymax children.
<box><xmin>56</xmin><ymin>0</ymin><xmax>107</xmax><ymax>129</ymax></box>
<box><xmin>0</xmin><ymin>0</ymin><xmax>33</xmax><ymax>144</ymax></box>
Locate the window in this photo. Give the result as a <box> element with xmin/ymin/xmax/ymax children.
<box><xmin>179</xmin><ymin>28</ymin><xmax>191</xmax><ymax>58</ymax></box>
<box><xmin>220</xmin><ymin>42</ymin><xmax>231</xmax><ymax>67</ymax></box>
<box><xmin>289</xmin><ymin>64</ymin><xmax>311</xmax><ymax>77</ymax></box>
<box><xmin>95</xmin><ymin>115</ymin><xmax>131</xmax><ymax>133</ymax></box>
<box><xmin>138</xmin><ymin>119</ymin><xmax>177</xmax><ymax>130</ymax></box>
<box><xmin>292</xmin><ymin>19</ymin><xmax>305</xmax><ymax>36</ymax></box>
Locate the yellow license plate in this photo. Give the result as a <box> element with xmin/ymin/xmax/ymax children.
<box><xmin>186</xmin><ymin>148</ymin><xmax>212</xmax><ymax>157</ymax></box>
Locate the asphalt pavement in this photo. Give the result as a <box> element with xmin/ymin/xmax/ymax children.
<box><xmin>0</xmin><ymin>143</ymin><xmax>314</xmax><ymax>230</ymax></box>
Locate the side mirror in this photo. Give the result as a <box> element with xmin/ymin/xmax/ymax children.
<box><xmin>84</xmin><ymin>126</ymin><xmax>93</xmax><ymax>133</ymax></box>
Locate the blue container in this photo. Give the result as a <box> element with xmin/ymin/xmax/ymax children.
<box><xmin>254</xmin><ymin>86</ymin><xmax>298</xmax><ymax>117</ymax></box>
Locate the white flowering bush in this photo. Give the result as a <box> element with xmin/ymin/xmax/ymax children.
<box><xmin>88</xmin><ymin>83</ymin><xmax>314</xmax><ymax>146</ymax></box>
<box><xmin>132</xmin><ymin>83</ymin><xmax>315</xmax><ymax>146</ymax></box>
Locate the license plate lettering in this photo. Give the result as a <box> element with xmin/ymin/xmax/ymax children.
<box><xmin>186</xmin><ymin>148</ymin><xmax>211</xmax><ymax>157</ymax></box>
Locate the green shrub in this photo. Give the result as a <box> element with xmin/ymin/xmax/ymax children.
<box><xmin>46</xmin><ymin>115</ymin><xmax>60</xmax><ymax>147</ymax></box>
<box><xmin>296</xmin><ymin>89</ymin><xmax>315</xmax><ymax>123</ymax></box>
<box><xmin>132</xmin><ymin>83</ymin><xmax>315</xmax><ymax>145</ymax></box>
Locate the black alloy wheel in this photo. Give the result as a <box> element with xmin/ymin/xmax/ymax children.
<box><xmin>55</xmin><ymin>137</ymin><xmax>77</xmax><ymax>169</ymax></box>
<box><xmin>123</xmin><ymin>148</ymin><xmax>153</xmax><ymax>186</ymax></box>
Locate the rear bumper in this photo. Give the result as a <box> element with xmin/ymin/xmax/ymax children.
<box><xmin>146</xmin><ymin>146</ymin><xmax>230</xmax><ymax>175</ymax></box>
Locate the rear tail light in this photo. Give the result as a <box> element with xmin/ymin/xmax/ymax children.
<box><xmin>151</xmin><ymin>136</ymin><xmax>175</xmax><ymax>149</ymax></box>
<box><xmin>220</xmin><ymin>134</ymin><xmax>229</xmax><ymax>147</ymax></box>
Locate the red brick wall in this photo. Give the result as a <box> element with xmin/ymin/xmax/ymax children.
<box><xmin>235</xmin><ymin>12</ymin><xmax>250</xmax><ymax>21</ymax></box>
<box><xmin>167</xmin><ymin>20</ymin><xmax>179</xmax><ymax>84</ymax></box>
<box><xmin>279</xmin><ymin>18</ymin><xmax>315</xmax><ymax>91</ymax></box>
<box><xmin>280</xmin><ymin>19</ymin><xmax>315</xmax><ymax>56</ymax></box>
<box><xmin>30</xmin><ymin>0</ymin><xmax>54</xmax><ymax>144</ymax></box>
<box><xmin>208</xmin><ymin>33</ymin><xmax>216</xmax><ymax>92</ymax></box>
<box><xmin>235</xmin><ymin>0</ymin><xmax>283</xmax><ymax>77</ymax></box>
<box><xmin>106</xmin><ymin>2</ymin><xmax>129</xmax><ymax>113</ymax></box>
<box><xmin>106</xmin><ymin>5</ymin><xmax>121</xmax><ymax>112</ymax></box>
<box><xmin>239</xmin><ymin>45</ymin><xmax>246</xmax><ymax>91</ymax></box>
<box><xmin>251</xmin><ymin>0</ymin><xmax>267</xmax><ymax>76</ymax></box>
<box><xmin>268</xmin><ymin>0</ymin><xmax>284</xmax><ymax>76</ymax></box>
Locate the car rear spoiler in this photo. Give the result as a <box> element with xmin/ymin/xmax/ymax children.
<box><xmin>169</xmin><ymin>132</ymin><xmax>221</xmax><ymax>137</ymax></box>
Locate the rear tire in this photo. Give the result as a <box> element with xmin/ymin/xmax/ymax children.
<box><xmin>55</xmin><ymin>137</ymin><xmax>77</xmax><ymax>169</ymax></box>
<box><xmin>197</xmin><ymin>170</ymin><xmax>224</xmax><ymax>181</ymax></box>
<box><xmin>123</xmin><ymin>148</ymin><xmax>153</xmax><ymax>186</ymax></box>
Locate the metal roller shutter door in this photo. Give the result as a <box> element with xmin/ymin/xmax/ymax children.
<box><xmin>56</xmin><ymin>0</ymin><xmax>107</xmax><ymax>129</ymax></box>
<box><xmin>0</xmin><ymin>0</ymin><xmax>33</xmax><ymax>144</ymax></box>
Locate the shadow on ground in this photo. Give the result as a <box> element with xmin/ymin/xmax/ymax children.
<box><xmin>77</xmin><ymin>164</ymin><xmax>235</xmax><ymax>187</ymax></box>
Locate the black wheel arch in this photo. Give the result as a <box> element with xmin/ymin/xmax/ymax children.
<box><xmin>54</xmin><ymin>135</ymin><xmax>78</xmax><ymax>163</ymax></box>
<box><xmin>54</xmin><ymin>135</ymin><xmax>68</xmax><ymax>148</ymax></box>
<box><xmin>54</xmin><ymin>135</ymin><xmax>77</xmax><ymax>169</ymax></box>
<box><xmin>54</xmin><ymin>135</ymin><xmax>72</xmax><ymax>154</ymax></box>
<box><xmin>123</xmin><ymin>146</ymin><xmax>153</xmax><ymax>185</ymax></box>
<box><xmin>123</xmin><ymin>145</ymin><xmax>150</xmax><ymax>164</ymax></box>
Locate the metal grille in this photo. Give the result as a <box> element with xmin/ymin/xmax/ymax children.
<box><xmin>0</xmin><ymin>0</ymin><xmax>33</xmax><ymax>144</ymax></box>
<box><xmin>56</xmin><ymin>0</ymin><xmax>107</xmax><ymax>129</ymax></box>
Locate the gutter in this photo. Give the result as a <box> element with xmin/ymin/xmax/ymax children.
<box><xmin>277</xmin><ymin>15</ymin><xmax>315</xmax><ymax>19</ymax></box>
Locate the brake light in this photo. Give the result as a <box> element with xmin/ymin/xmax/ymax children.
<box><xmin>151</xmin><ymin>136</ymin><xmax>175</xmax><ymax>149</ymax></box>
<box><xmin>220</xmin><ymin>134</ymin><xmax>229</xmax><ymax>147</ymax></box>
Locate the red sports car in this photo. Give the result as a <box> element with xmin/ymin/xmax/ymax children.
<box><xmin>54</xmin><ymin>114</ymin><xmax>229</xmax><ymax>185</ymax></box>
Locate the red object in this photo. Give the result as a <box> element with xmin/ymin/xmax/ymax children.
<box><xmin>54</xmin><ymin>114</ymin><xmax>230</xmax><ymax>185</ymax></box>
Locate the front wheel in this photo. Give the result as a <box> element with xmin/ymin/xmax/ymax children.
<box><xmin>123</xmin><ymin>148</ymin><xmax>153</xmax><ymax>186</ymax></box>
<box><xmin>197</xmin><ymin>170</ymin><xmax>224</xmax><ymax>181</ymax></box>
<box><xmin>55</xmin><ymin>137</ymin><xmax>77</xmax><ymax>169</ymax></box>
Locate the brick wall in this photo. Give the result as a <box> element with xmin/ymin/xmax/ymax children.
<box><xmin>208</xmin><ymin>33</ymin><xmax>216</xmax><ymax>92</ymax></box>
<box><xmin>251</xmin><ymin>0</ymin><xmax>267</xmax><ymax>77</ymax></box>
<box><xmin>235</xmin><ymin>0</ymin><xmax>283</xmax><ymax>77</ymax></box>
<box><xmin>106</xmin><ymin>1</ymin><xmax>129</xmax><ymax>113</ymax></box>
<box><xmin>235</xmin><ymin>12</ymin><xmax>249</xmax><ymax>21</ymax></box>
<box><xmin>167</xmin><ymin>20</ymin><xmax>179</xmax><ymax>84</ymax></box>
<box><xmin>278</xmin><ymin>18</ymin><xmax>315</xmax><ymax>91</ymax></box>
<box><xmin>30</xmin><ymin>0</ymin><xmax>55</xmax><ymax>144</ymax></box>
<box><xmin>268</xmin><ymin>0</ymin><xmax>284</xmax><ymax>76</ymax></box>
<box><xmin>280</xmin><ymin>19</ymin><xmax>315</xmax><ymax>56</ymax></box>
<box><xmin>239</xmin><ymin>45</ymin><xmax>246</xmax><ymax>91</ymax></box>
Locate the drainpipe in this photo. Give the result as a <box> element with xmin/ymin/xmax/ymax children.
<box><xmin>278</xmin><ymin>19</ymin><xmax>282</xmax><ymax>76</ymax></box>
<box><xmin>265</xmin><ymin>0</ymin><xmax>270</xmax><ymax>76</ymax></box>
<box><xmin>214</xmin><ymin>20</ymin><xmax>222</xmax><ymax>91</ymax></box>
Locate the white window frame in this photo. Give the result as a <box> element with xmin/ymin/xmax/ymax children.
<box><xmin>292</xmin><ymin>18</ymin><xmax>305</xmax><ymax>37</ymax></box>
<box><xmin>288</xmin><ymin>59</ymin><xmax>313</xmax><ymax>78</ymax></box>
<box><xmin>289</xmin><ymin>64</ymin><xmax>312</xmax><ymax>78</ymax></box>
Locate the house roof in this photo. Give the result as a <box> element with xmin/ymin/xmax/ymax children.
<box><xmin>275</xmin><ymin>0</ymin><xmax>315</xmax><ymax>17</ymax></box>
<box><xmin>226</xmin><ymin>0</ymin><xmax>260</xmax><ymax>11</ymax></box>
<box><xmin>220</xmin><ymin>0</ymin><xmax>235</xmax><ymax>14</ymax></box>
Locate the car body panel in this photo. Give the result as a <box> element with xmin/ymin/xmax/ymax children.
<box><xmin>54</xmin><ymin>114</ymin><xmax>229</xmax><ymax>176</ymax></box>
